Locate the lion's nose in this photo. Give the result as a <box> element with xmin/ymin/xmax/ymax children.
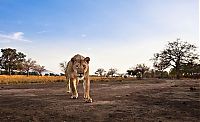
<box><xmin>78</xmin><ymin>73</ymin><xmax>84</xmax><ymax>77</ymax></box>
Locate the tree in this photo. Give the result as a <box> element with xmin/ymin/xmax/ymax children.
<box><xmin>149</xmin><ymin>69</ymin><xmax>155</xmax><ymax>78</ymax></box>
<box><xmin>153</xmin><ymin>70</ymin><xmax>169</xmax><ymax>78</ymax></box>
<box><xmin>127</xmin><ymin>69</ymin><xmax>140</xmax><ymax>76</ymax></box>
<box><xmin>126</xmin><ymin>68</ymin><xmax>142</xmax><ymax>79</ymax></box>
<box><xmin>15</xmin><ymin>52</ymin><xmax>26</xmax><ymax>71</ymax></box>
<box><xmin>135</xmin><ymin>64</ymin><xmax>149</xmax><ymax>78</ymax></box>
<box><xmin>95</xmin><ymin>68</ymin><xmax>106</xmax><ymax>76</ymax></box>
<box><xmin>170</xmin><ymin>61</ymin><xmax>200</xmax><ymax>79</ymax></box>
<box><xmin>23</xmin><ymin>58</ymin><xmax>37</xmax><ymax>76</ymax></box>
<box><xmin>127</xmin><ymin>64</ymin><xmax>149</xmax><ymax>79</ymax></box>
<box><xmin>152</xmin><ymin>39</ymin><xmax>199</xmax><ymax>79</ymax></box>
<box><xmin>59</xmin><ymin>61</ymin><xmax>68</xmax><ymax>73</ymax></box>
<box><xmin>33</xmin><ymin>65</ymin><xmax>46</xmax><ymax>76</ymax></box>
<box><xmin>0</xmin><ymin>48</ymin><xmax>26</xmax><ymax>75</ymax></box>
<box><xmin>107</xmin><ymin>68</ymin><xmax>117</xmax><ymax>77</ymax></box>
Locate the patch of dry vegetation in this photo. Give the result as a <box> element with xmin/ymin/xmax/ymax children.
<box><xmin>90</xmin><ymin>76</ymin><xmax>134</xmax><ymax>82</ymax></box>
<box><xmin>0</xmin><ymin>75</ymin><xmax>135</xmax><ymax>84</ymax></box>
<box><xmin>0</xmin><ymin>75</ymin><xmax>65</xmax><ymax>84</ymax></box>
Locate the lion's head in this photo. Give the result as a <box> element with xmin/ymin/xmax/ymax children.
<box><xmin>71</xmin><ymin>56</ymin><xmax>90</xmax><ymax>79</ymax></box>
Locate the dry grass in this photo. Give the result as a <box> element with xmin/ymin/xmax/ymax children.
<box><xmin>0</xmin><ymin>75</ymin><xmax>135</xmax><ymax>84</ymax></box>
<box><xmin>0</xmin><ymin>75</ymin><xmax>66</xmax><ymax>84</ymax></box>
<box><xmin>90</xmin><ymin>76</ymin><xmax>134</xmax><ymax>82</ymax></box>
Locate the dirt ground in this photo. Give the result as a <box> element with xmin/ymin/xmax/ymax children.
<box><xmin>0</xmin><ymin>79</ymin><xmax>199</xmax><ymax>122</ymax></box>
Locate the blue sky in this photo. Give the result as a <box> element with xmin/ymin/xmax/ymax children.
<box><xmin>0</xmin><ymin>0</ymin><xmax>199</xmax><ymax>74</ymax></box>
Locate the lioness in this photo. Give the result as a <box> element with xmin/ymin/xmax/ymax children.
<box><xmin>65</xmin><ymin>54</ymin><xmax>92</xmax><ymax>103</ymax></box>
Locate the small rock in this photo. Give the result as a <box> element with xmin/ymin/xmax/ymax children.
<box><xmin>171</xmin><ymin>85</ymin><xmax>178</xmax><ymax>87</ymax></box>
<box><xmin>115</xmin><ymin>95</ymin><xmax>121</xmax><ymax>98</ymax></box>
<box><xmin>190</xmin><ymin>87</ymin><xmax>196</xmax><ymax>91</ymax></box>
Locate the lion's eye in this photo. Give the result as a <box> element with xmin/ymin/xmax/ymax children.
<box><xmin>83</xmin><ymin>65</ymin><xmax>86</xmax><ymax>69</ymax></box>
<box><xmin>76</xmin><ymin>65</ymin><xmax>79</xmax><ymax>68</ymax></box>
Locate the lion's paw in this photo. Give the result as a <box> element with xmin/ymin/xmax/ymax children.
<box><xmin>71</xmin><ymin>94</ymin><xmax>78</xmax><ymax>99</ymax></box>
<box><xmin>85</xmin><ymin>98</ymin><xmax>93</xmax><ymax>103</ymax></box>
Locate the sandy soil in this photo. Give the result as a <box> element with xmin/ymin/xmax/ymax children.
<box><xmin>0</xmin><ymin>79</ymin><xmax>199</xmax><ymax>122</ymax></box>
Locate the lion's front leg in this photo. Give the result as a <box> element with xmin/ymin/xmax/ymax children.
<box><xmin>83</xmin><ymin>77</ymin><xmax>92</xmax><ymax>103</ymax></box>
<box><xmin>66</xmin><ymin>76</ymin><xmax>71</xmax><ymax>93</ymax></box>
<box><xmin>70</xmin><ymin>78</ymin><xmax>78</xmax><ymax>99</ymax></box>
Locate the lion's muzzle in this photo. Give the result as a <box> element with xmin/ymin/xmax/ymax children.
<box><xmin>78</xmin><ymin>73</ymin><xmax>84</xmax><ymax>78</ymax></box>
<box><xmin>77</xmin><ymin>73</ymin><xmax>84</xmax><ymax>80</ymax></box>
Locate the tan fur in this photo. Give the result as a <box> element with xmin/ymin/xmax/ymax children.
<box><xmin>65</xmin><ymin>54</ymin><xmax>92</xmax><ymax>103</ymax></box>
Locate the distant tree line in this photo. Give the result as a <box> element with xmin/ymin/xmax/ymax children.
<box><xmin>95</xmin><ymin>68</ymin><xmax>118</xmax><ymax>77</ymax></box>
<box><xmin>0</xmin><ymin>48</ymin><xmax>46</xmax><ymax>76</ymax></box>
<box><xmin>7</xmin><ymin>38</ymin><xmax>194</xmax><ymax>79</ymax></box>
<box><xmin>94</xmin><ymin>39</ymin><xmax>200</xmax><ymax>79</ymax></box>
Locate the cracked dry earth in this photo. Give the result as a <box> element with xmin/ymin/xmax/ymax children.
<box><xmin>0</xmin><ymin>79</ymin><xmax>199</xmax><ymax>122</ymax></box>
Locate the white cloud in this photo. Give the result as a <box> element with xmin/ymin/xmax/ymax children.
<box><xmin>13</xmin><ymin>32</ymin><xmax>24</xmax><ymax>39</ymax></box>
<box><xmin>0</xmin><ymin>32</ymin><xmax>31</xmax><ymax>43</ymax></box>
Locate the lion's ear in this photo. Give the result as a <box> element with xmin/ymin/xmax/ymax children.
<box><xmin>84</xmin><ymin>57</ymin><xmax>90</xmax><ymax>63</ymax></box>
<box><xmin>71</xmin><ymin>57</ymin><xmax>75</xmax><ymax>63</ymax></box>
